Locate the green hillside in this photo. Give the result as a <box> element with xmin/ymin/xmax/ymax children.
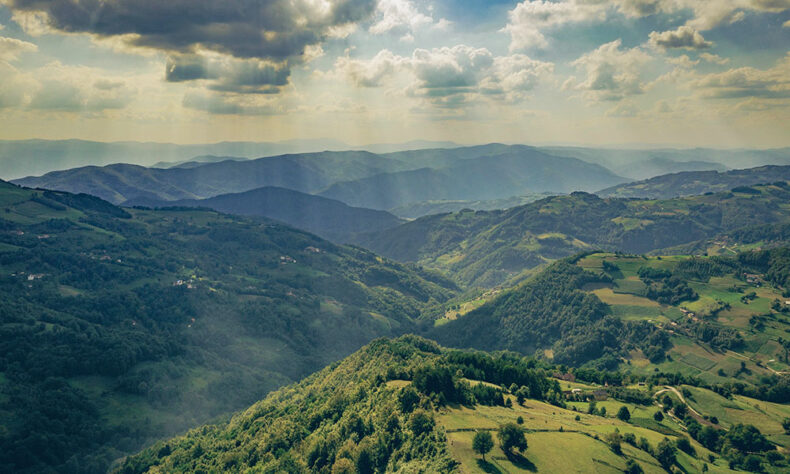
<box><xmin>574</xmin><ymin>251</ymin><xmax>790</xmax><ymax>388</ymax></box>
<box><xmin>0</xmin><ymin>181</ymin><xmax>458</xmax><ymax>473</ymax></box>
<box><xmin>430</xmin><ymin>248</ymin><xmax>790</xmax><ymax>397</ymax></box>
<box><xmin>598</xmin><ymin>166</ymin><xmax>790</xmax><ymax>199</ymax></box>
<box><xmin>120</xmin><ymin>336</ymin><xmax>790</xmax><ymax>473</ymax></box>
<box><xmin>355</xmin><ymin>183</ymin><xmax>790</xmax><ymax>287</ymax></box>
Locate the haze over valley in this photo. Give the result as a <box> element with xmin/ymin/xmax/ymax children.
<box><xmin>2</xmin><ymin>1</ymin><xmax>790</xmax><ymax>473</ymax></box>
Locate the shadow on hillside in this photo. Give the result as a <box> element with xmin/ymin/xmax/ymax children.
<box><xmin>476</xmin><ymin>459</ymin><xmax>502</xmax><ymax>473</ymax></box>
<box><xmin>504</xmin><ymin>451</ymin><xmax>537</xmax><ymax>472</ymax></box>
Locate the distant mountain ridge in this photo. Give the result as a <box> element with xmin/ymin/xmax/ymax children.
<box><xmin>11</xmin><ymin>145</ymin><xmax>626</xmax><ymax>214</ymax></box>
<box><xmin>598</xmin><ymin>165</ymin><xmax>790</xmax><ymax>198</ymax></box>
<box><xmin>318</xmin><ymin>150</ymin><xmax>627</xmax><ymax>210</ymax></box>
<box><xmin>0</xmin><ymin>138</ymin><xmax>461</xmax><ymax>180</ymax></box>
<box><xmin>125</xmin><ymin>186</ymin><xmax>404</xmax><ymax>243</ymax></box>
<box><xmin>13</xmin><ymin>150</ymin><xmax>411</xmax><ymax>204</ymax></box>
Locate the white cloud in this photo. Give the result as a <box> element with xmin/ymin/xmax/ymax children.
<box><xmin>334</xmin><ymin>49</ymin><xmax>407</xmax><ymax>87</ymax></box>
<box><xmin>570</xmin><ymin>39</ymin><xmax>653</xmax><ymax>102</ymax></box>
<box><xmin>691</xmin><ymin>53</ymin><xmax>790</xmax><ymax>100</ymax></box>
<box><xmin>0</xmin><ymin>35</ymin><xmax>37</xmax><ymax>61</ymax></box>
<box><xmin>700</xmin><ymin>53</ymin><xmax>730</xmax><ymax>65</ymax></box>
<box><xmin>334</xmin><ymin>45</ymin><xmax>553</xmax><ymax>107</ymax></box>
<box><xmin>369</xmin><ymin>0</ymin><xmax>446</xmax><ymax>36</ymax></box>
<box><xmin>649</xmin><ymin>26</ymin><xmax>713</xmax><ymax>50</ymax></box>
<box><xmin>666</xmin><ymin>54</ymin><xmax>700</xmax><ymax>69</ymax></box>
<box><xmin>503</xmin><ymin>0</ymin><xmax>606</xmax><ymax>50</ymax></box>
<box><xmin>0</xmin><ymin>61</ymin><xmax>138</xmax><ymax>113</ymax></box>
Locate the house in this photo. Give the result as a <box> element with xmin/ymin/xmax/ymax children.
<box><xmin>305</xmin><ymin>246</ymin><xmax>321</xmax><ymax>253</ymax></box>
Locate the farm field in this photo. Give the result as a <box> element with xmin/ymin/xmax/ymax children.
<box><xmin>576</xmin><ymin>253</ymin><xmax>790</xmax><ymax>384</ymax></box>
<box><xmin>438</xmin><ymin>390</ymin><xmax>742</xmax><ymax>473</ymax></box>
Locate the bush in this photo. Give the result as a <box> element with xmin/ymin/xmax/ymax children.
<box><xmin>617</xmin><ymin>406</ymin><xmax>631</xmax><ymax>422</ymax></box>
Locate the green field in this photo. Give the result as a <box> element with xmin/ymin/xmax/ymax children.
<box><xmin>577</xmin><ymin>253</ymin><xmax>790</xmax><ymax>384</ymax></box>
<box><xmin>438</xmin><ymin>390</ymin><xmax>745</xmax><ymax>473</ymax></box>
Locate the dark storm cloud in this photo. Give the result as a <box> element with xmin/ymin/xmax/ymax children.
<box><xmin>7</xmin><ymin>0</ymin><xmax>377</xmax><ymax>60</ymax></box>
<box><xmin>166</xmin><ymin>54</ymin><xmax>290</xmax><ymax>93</ymax></box>
<box><xmin>7</xmin><ymin>0</ymin><xmax>376</xmax><ymax>93</ymax></box>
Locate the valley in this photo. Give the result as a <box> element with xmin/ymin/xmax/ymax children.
<box><xmin>3</xmin><ymin>147</ymin><xmax>790</xmax><ymax>473</ymax></box>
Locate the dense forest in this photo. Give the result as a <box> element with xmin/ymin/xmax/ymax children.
<box><xmin>117</xmin><ymin>336</ymin><xmax>559</xmax><ymax>473</ymax></box>
<box><xmin>0</xmin><ymin>182</ymin><xmax>458</xmax><ymax>473</ymax></box>
<box><xmin>431</xmin><ymin>260</ymin><xmax>671</xmax><ymax>369</ymax></box>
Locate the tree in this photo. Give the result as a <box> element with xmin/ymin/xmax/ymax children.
<box><xmin>498</xmin><ymin>423</ymin><xmax>528</xmax><ymax>454</ymax></box>
<box><xmin>606</xmin><ymin>430</ymin><xmax>623</xmax><ymax>455</ymax></box>
<box><xmin>653</xmin><ymin>410</ymin><xmax>664</xmax><ymax>422</ymax></box>
<box><xmin>656</xmin><ymin>438</ymin><xmax>677</xmax><ymax>470</ymax></box>
<box><xmin>617</xmin><ymin>406</ymin><xmax>631</xmax><ymax>422</ymax></box>
<box><xmin>625</xmin><ymin>459</ymin><xmax>644</xmax><ymax>474</ymax></box>
<box><xmin>673</xmin><ymin>403</ymin><xmax>687</xmax><ymax>418</ymax></box>
<box><xmin>331</xmin><ymin>458</ymin><xmax>354</xmax><ymax>474</ymax></box>
<box><xmin>661</xmin><ymin>394</ymin><xmax>673</xmax><ymax>411</ymax></box>
<box><xmin>398</xmin><ymin>387</ymin><xmax>420</xmax><ymax>413</ymax></box>
<box><xmin>473</xmin><ymin>431</ymin><xmax>494</xmax><ymax>461</ymax></box>
<box><xmin>407</xmin><ymin>410</ymin><xmax>434</xmax><ymax>436</ymax></box>
<box><xmin>783</xmin><ymin>418</ymin><xmax>790</xmax><ymax>435</ymax></box>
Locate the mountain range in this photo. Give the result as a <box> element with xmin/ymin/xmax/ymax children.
<box><xmin>354</xmin><ymin>183</ymin><xmax>790</xmax><ymax>287</ymax></box>
<box><xmin>124</xmin><ymin>186</ymin><xmax>404</xmax><ymax>242</ymax></box>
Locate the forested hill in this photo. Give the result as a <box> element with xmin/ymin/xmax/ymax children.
<box><xmin>354</xmin><ymin>183</ymin><xmax>790</xmax><ymax>287</ymax></box>
<box><xmin>429</xmin><ymin>260</ymin><xmax>661</xmax><ymax>367</ymax></box>
<box><xmin>431</xmin><ymin>248</ymin><xmax>790</xmax><ymax>392</ymax></box>
<box><xmin>122</xmin><ymin>186</ymin><xmax>404</xmax><ymax>243</ymax></box>
<box><xmin>598</xmin><ymin>165</ymin><xmax>790</xmax><ymax>199</ymax></box>
<box><xmin>122</xmin><ymin>334</ymin><xmax>790</xmax><ymax>473</ymax></box>
<box><xmin>0</xmin><ymin>183</ymin><xmax>457</xmax><ymax>473</ymax></box>
<box><xmin>118</xmin><ymin>336</ymin><xmax>558</xmax><ymax>473</ymax></box>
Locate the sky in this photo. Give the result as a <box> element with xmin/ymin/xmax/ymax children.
<box><xmin>0</xmin><ymin>0</ymin><xmax>788</xmax><ymax>148</ymax></box>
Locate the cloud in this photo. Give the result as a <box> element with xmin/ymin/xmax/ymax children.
<box><xmin>503</xmin><ymin>0</ymin><xmax>606</xmax><ymax>51</ymax></box>
<box><xmin>691</xmin><ymin>53</ymin><xmax>790</xmax><ymax>100</ymax></box>
<box><xmin>569</xmin><ymin>39</ymin><xmax>652</xmax><ymax>102</ymax></box>
<box><xmin>0</xmin><ymin>61</ymin><xmax>136</xmax><ymax>113</ymax></box>
<box><xmin>334</xmin><ymin>49</ymin><xmax>406</xmax><ymax>87</ymax></box>
<box><xmin>0</xmin><ymin>61</ymin><xmax>33</xmax><ymax>108</ymax></box>
<box><xmin>617</xmin><ymin>0</ymin><xmax>790</xmax><ymax>30</ymax></box>
<box><xmin>3</xmin><ymin>0</ymin><xmax>378</xmax><ymax>93</ymax></box>
<box><xmin>700</xmin><ymin>53</ymin><xmax>730</xmax><ymax>65</ymax></box>
<box><xmin>182</xmin><ymin>91</ymin><xmax>283</xmax><ymax>115</ymax></box>
<box><xmin>334</xmin><ymin>45</ymin><xmax>553</xmax><ymax>107</ymax></box>
<box><xmin>0</xmin><ymin>35</ymin><xmax>37</xmax><ymax>61</ymax></box>
<box><xmin>166</xmin><ymin>54</ymin><xmax>290</xmax><ymax>94</ymax></box>
<box><xmin>784</xmin><ymin>19</ymin><xmax>790</xmax><ymax>27</ymax></box>
<box><xmin>649</xmin><ymin>26</ymin><xmax>713</xmax><ymax>50</ymax></box>
<box><xmin>369</xmin><ymin>0</ymin><xmax>437</xmax><ymax>36</ymax></box>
